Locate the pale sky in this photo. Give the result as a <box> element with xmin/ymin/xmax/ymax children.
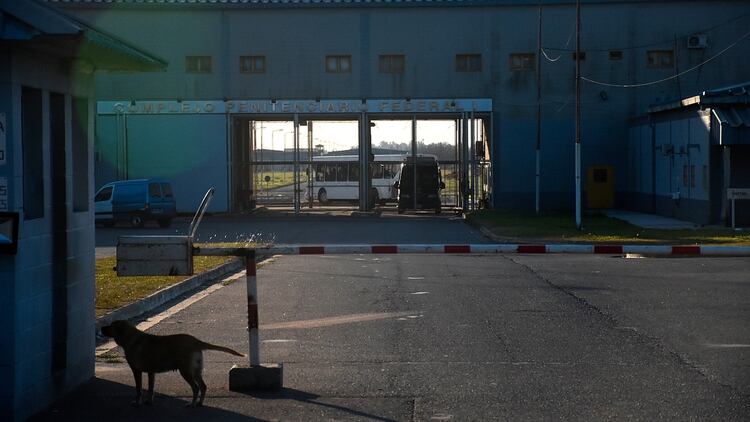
<box><xmin>255</xmin><ymin>120</ymin><xmax>457</xmax><ymax>153</ymax></box>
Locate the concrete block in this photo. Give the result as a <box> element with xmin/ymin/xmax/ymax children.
<box><xmin>229</xmin><ymin>364</ymin><xmax>283</xmax><ymax>391</ymax></box>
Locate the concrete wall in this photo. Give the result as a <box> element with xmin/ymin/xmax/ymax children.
<box><xmin>62</xmin><ymin>0</ymin><xmax>750</xmax><ymax>210</ymax></box>
<box><xmin>0</xmin><ymin>50</ymin><xmax>96</xmax><ymax>421</ymax></box>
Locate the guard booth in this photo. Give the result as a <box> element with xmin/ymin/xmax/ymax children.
<box><xmin>228</xmin><ymin>98</ymin><xmax>493</xmax><ymax>214</ymax></box>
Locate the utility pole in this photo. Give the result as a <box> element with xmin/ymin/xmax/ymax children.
<box><xmin>535</xmin><ymin>0</ymin><xmax>542</xmax><ymax>215</ymax></box>
<box><xmin>575</xmin><ymin>0</ymin><xmax>582</xmax><ymax>230</ymax></box>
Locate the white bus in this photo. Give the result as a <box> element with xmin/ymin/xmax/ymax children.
<box><xmin>309</xmin><ymin>154</ymin><xmax>405</xmax><ymax>203</ymax></box>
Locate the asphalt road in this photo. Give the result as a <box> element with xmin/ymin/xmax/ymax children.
<box><xmin>38</xmin><ymin>251</ymin><xmax>750</xmax><ymax>421</ymax></box>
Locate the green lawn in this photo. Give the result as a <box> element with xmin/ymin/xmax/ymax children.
<box><xmin>255</xmin><ymin>171</ymin><xmax>308</xmax><ymax>191</ymax></box>
<box><xmin>95</xmin><ymin>255</ymin><xmax>234</xmax><ymax>317</ymax></box>
<box><xmin>468</xmin><ymin>209</ymin><xmax>750</xmax><ymax>245</ymax></box>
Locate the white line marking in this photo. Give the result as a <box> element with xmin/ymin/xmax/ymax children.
<box><xmin>407</xmin><ymin>277</ymin><xmax>424</xmax><ymax>280</ymax></box>
<box><xmin>410</xmin><ymin>291</ymin><xmax>430</xmax><ymax>295</ymax></box>
<box><xmin>704</xmin><ymin>343</ymin><xmax>750</xmax><ymax>348</ymax></box>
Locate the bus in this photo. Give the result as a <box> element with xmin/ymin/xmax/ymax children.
<box><xmin>309</xmin><ymin>154</ymin><xmax>405</xmax><ymax>203</ymax></box>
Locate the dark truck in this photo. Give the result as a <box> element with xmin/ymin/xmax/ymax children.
<box><xmin>395</xmin><ymin>155</ymin><xmax>445</xmax><ymax>214</ymax></box>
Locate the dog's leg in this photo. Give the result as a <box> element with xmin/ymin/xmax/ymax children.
<box><xmin>146</xmin><ymin>372</ymin><xmax>155</xmax><ymax>405</ymax></box>
<box><xmin>195</xmin><ymin>352</ymin><xmax>206</xmax><ymax>406</ymax></box>
<box><xmin>179</xmin><ymin>368</ymin><xmax>199</xmax><ymax>407</ymax></box>
<box><xmin>196</xmin><ymin>375</ymin><xmax>207</xmax><ymax>407</ymax></box>
<box><xmin>131</xmin><ymin>368</ymin><xmax>143</xmax><ymax>406</ymax></box>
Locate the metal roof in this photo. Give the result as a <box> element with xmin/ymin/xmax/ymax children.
<box><xmin>1</xmin><ymin>0</ymin><xmax>167</xmax><ymax>71</ymax></box>
<box><xmin>712</xmin><ymin>108</ymin><xmax>750</xmax><ymax>128</ymax></box>
<box><xmin>44</xmin><ymin>0</ymin><xmax>664</xmax><ymax>8</ymax></box>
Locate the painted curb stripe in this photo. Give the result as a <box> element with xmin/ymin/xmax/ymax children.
<box><xmin>518</xmin><ymin>245</ymin><xmax>546</xmax><ymax>253</ymax></box>
<box><xmin>299</xmin><ymin>246</ymin><xmax>325</xmax><ymax>255</ymax></box>
<box><xmin>672</xmin><ymin>245</ymin><xmax>701</xmax><ymax>255</ymax></box>
<box><xmin>372</xmin><ymin>245</ymin><xmax>398</xmax><ymax>254</ymax></box>
<box><xmin>445</xmin><ymin>245</ymin><xmax>471</xmax><ymax>253</ymax></box>
<box><xmin>595</xmin><ymin>245</ymin><xmax>624</xmax><ymax>254</ymax></box>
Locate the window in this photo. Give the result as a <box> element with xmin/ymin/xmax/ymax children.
<box><xmin>372</xmin><ymin>164</ymin><xmax>384</xmax><ymax>179</ymax></box>
<box><xmin>348</xmin><ymin>164</ymin><xmax>360</xmax><ymax>182</ymax></box>
<box><xmin>510</xmin><ymin>53</ymin><xmax>535</xmax><ymax>71</ymax></box>
<box><xmin>22</xmin><ymin>86</ymin><xmax>44</xmax><ymax>220</ymax></box>
<box><xmin>647</xmin><ymin>50</ymin><xmax>674</xmax><ymax>69</ymax></box>
<box><xmin>240</xmin><ymin>55</ymin><xmax>266</xmax><ymax>73</ymax></box>
<box><xmin>149</xmin><ymin>183</ymin><xmax>162</xmax><ymax>198</ymax></box>
<box><xmin>572</xmin><ymin>51</ymin><xmax>587</xmax><ymax>61</ymax></box>
<box><xmin>325</xmin><ymin>165</ymin><xmax>336</xmax><ymax>182</ymax></box>
<box><xmin>161</xmin><ymin>183</ymin><xmax>173</xmax><ymax>198</ymax></box>
<box><xmin>335</xmin><ymin>163</ymin><xmax>347</xmax><ymax>181</ymax></box>
<box><xmin>95</xmin><ymin>187</ymin><xmax>113</xmax><ymax>202</ymax></box>
<box><xmin>456</xmin><ymin>54</ymin><xmax>482</xmax><ymax>72</ymax></box>
<box><xmin>72</xmin><ymin>97</ymin><xmax>89</xmax><ymax>212</ymax></box>
<box><xmin>326</xmin><ymin>55</ymin><xmax>351</xmax><ymax>73</ymax></box>
<box><xmin>185</xmin><ymin>56</ymin><xmax>212</xmax><ymax>73</ymax></box>
<box><xmin>609</xmin><ymin>50</ymin><xmax>623</xmax><ymax>60</ymax></box>
<box><xmin>379</xmin><ymin>54</ymin><xmax>405</xmax><ymax>74</ymax></box>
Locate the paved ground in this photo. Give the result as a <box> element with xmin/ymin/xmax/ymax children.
<box><xmin>33</xmin><ymin>252</ymin><xmax>750</xmax><ymax>421</ymax></box>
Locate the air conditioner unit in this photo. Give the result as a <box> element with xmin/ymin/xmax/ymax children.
<box><xmin>687</xmin><ymin>34</ymin><xmax>707</xmax><ymax>49</ymax></box>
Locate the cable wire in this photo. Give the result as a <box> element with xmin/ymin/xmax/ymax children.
<box><xmin>581</xmin><ymin>28</ymin><xmax>750</xmax><ymax>88</ymax></box>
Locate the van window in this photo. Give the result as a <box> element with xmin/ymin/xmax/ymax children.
<box><xmin>161</xmin><ymin>183</ymin><xmax>173</xmax><ymax>198</ymax></box>
<box><xmin>95</xmin><ymin>186</ymin><xmax>113</xmax><ymax>202</ymax></box>
<box><xmin>149</xmin><ymin>183</ymin><xmax>162</xmax><ymax>198</ymax></box>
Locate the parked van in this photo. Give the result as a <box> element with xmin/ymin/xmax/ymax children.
<box><xmin>94</xmin><ymin>179</ymin><xmax>176</xmax><ymax>227</ymax></box>
<box><xmin>395</xmin><ymin>155</ymin><xmax>445</xmax><ymax>214</ymax></box>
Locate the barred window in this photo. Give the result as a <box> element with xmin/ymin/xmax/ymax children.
<box><xmin>240</xmin><ymin>55</ymin><xmax>266</xmax><ymax>74</ymax></box>
<box><xmin>379</xmin><ymin>54</ymin><xmax>405</xmax><ymax>74</ymax></box>
<box><xmin>456</xmin><ymin>54</ymin><xmax>482</xmax><ymax>72</ymax></box>
<box><xmin>185</xmin><ymin>56</ymin><xmax>212</xmax><ymax>73</ymax></box>
<box><xmin>326</xmin><ymin>55</ymin><xmax>352</xmax><ymax>73</ymax></box>
<box><xmin>646</xmin><ymin>50</ymin><xmax>674</xmax><ymax>69</ymax></box>
<box><xmin>510</xmin><ymin>53</ymin><xmax>535</xmax><ymax>71</ymax></box>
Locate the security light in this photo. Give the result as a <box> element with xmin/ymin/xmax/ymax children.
<box><xmin>0</xmin><ymin>212</ymin><xmax>19</xmax><ymax>255</ymax></box>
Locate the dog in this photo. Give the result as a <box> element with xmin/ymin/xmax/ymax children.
<box><xmin>101</xmin><ymin>320</ymin><xmax>244</xmax><ymax>407</ymax></box>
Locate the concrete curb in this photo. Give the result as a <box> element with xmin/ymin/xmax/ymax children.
<box><xmin>95</xmin><ymin>258</ymin><xmax>245</xmax><ymax>330</ymax></box>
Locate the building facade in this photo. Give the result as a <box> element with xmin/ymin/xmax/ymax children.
<box><xmin>53</xmin><ymin>0</ymin><xmax>750</xmax><ymax>220</ymax></box>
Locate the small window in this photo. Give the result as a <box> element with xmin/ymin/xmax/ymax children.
<box><xmin>609</xmin><ymin>50</ymin><xmax>623</xmax><ymax>60</ymax></box>
<box><xmin>325</xmin><ymin>165</ymin><xmax>336</xmax><ymax>182</ymax></box>
<box><xmin>161</xmin><ymin>183</ymin><xmax>173</xmax><ymax>198</ymax></box>
<box><xmin>186</xmin><ymin>56</ymin><xmax>212</xmax><ymax>73</ymax></box>
<box><xmin>372</xmin><ymin>164</ymin><xmax>384</xmax><ymax>179</ymax></box>
<box><xmin>326</xmin><ymin>55</ymin><xmax>351</xmax><ymax>73</ymax></box>
<box><xmin>316</xmin><ymin>164</ymin><xmax>326</xmax><ymax>182</ymax></box>
<box><xmin>572</xmin><ymin>51</ymin><xmax>587</xmax><ymax>61</ymax></box>
<box><xmin>456</xmin><ymin>54</ymin><xmax>482</xmax><ymax>72</ymax></box>
<box><xmin>149</xmin><ymin>183</ymin><xmax>162</xmax><ymax>198</ymax></box>
<box><xmin>95</xmin><ymin>187</ymin><xmax>113</xmax><ymax>202</ymax></box>
<box><xmin>379</xmin><ymin>54</ymin><xmax>405</xmax><ymax>74</ymax></box>
<box><xmin>240</xmin><ymin>55</ymin><xmax>266</xmax><ymax>73</ymax></box>
<box><xmin>510</xmin><ymin>53</ymin><xmax>535</xmax><ymax>71</ymax></box>
<box><xmin>646</xmin><ymin>50</ymin><xmax>674</xmax><ymax>69</ymax></box>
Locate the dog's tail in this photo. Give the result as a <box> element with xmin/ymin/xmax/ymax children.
<box><xmin>200</xmin><ymin>341</ymin><xmax>245</xmax><ymax>357</ymax></box>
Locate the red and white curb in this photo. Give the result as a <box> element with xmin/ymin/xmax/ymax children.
<box><xmin>196</xmin><ymin>244</ymin><xmax>750</xmax><ymax>257</ymax></box>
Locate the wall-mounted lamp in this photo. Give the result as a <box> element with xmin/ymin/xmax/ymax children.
<box><xmin>0</xmin><ymin>212</ymin><xmax>19</xmax><ymax>255</ymax></box>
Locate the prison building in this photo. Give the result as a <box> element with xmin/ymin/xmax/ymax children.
<box><xmin>50</xmin><ymin>0</ymin><xmax>750</xmax><ymax>223</ymax></box>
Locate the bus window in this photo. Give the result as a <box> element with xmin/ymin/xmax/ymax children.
<box><xmin>335</xmin><ymin>164</ymin><xmax>347</xmax><ymax>182</ymax></box>
<box><xmin>373</xmin><ymin>164</ymin><xmax>384</xmax><ymax>179</ymax></box>
<box><xmin>325</xmin><ymin>164</ymin><xmax>336</xmax><ymax>182</ymax></box>
<box><xmin>384</xmin><ymin>164</ymin><xmax>396</xmax><ymax>179</ymax></box>
<box><xmin>349</xmin><ymin>164</ymin><xmax>360</xmax><ymax>182</ymax></box>
<box><xmin>316</xmin><ymin>164</ymin><xmax>326</xmax><ymax>182</ymax></box>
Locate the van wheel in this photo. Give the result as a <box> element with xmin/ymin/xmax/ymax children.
<box><xmin>157</xmin><ymin>218</ymin><xmax>172</xmax><ymax>228</ymax></box>
<box><xmin>318</xmin><ymin>189</ymin><xmax>328</xmax><ymax>204</ymax></box>
<box><xmin>130</xmin><ymin>214</ymin><xmax>145</xmax><ymax>228</ymax></box>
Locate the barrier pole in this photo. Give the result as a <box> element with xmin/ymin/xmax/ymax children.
<box><xmin>245</xmin><ymin>250</ymin><xmax>260</xmax><ymax>366</ymax></box>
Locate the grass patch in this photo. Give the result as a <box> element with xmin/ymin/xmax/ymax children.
<box><xmin>468</xmin><ymin>209</ymin><xmax>750</xmax><ymax>245</ymax></box>
<box><xmin>96</xmin><ymin>255</ymin><xmax>233</xmax><ymax>317</ymax></box>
